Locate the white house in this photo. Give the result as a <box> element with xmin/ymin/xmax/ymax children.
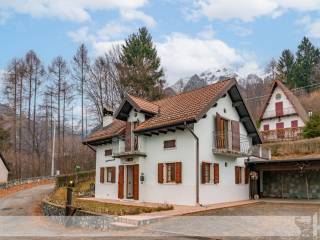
<box><xmin>259</xmin><ymin>80</ymin><xmax>309</xmax><ymax>142</ymax></box>
<box><xmin>84</xmin><ymin>78</ymin><xmax>262</xmax><ymax>206</ymax></box>
<box><xmin>0</xmin><ymin>152</ymin><xmax>9</xmax><ymax>183</ymax></box>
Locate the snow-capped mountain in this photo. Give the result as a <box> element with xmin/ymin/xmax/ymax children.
<box><xmin>169</xmin><ymin>68</ymin><xmax>239</xmax><ymax>94</ymax></box>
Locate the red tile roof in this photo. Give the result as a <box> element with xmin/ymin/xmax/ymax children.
<box><xmin>135</xmin><ymin>78</ymin><xmax>235</xmax><ymax>132</ymax></box>
<box><xmin>127</xmin><ymin>94</ymin><xmax>159</xmax><ymax>114</ymax></box>
<box><xmin>85</xmin><ymin>78</ymin><xmax>237</xmax><ymax>143</ymax></box>
<box><xmin>84</xmin><ymin>119</ymin><xmax>126</xmax><ymax>144</ymax></box>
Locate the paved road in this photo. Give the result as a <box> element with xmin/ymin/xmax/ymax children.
<box><xmin>1</xmin><ymin>185</ymin><xmax>319</xmax><ymax>239</ymax></box>
<box><xmin>0</xmin><ymin>184</ymin><xmax>55</xmax><ymax>216</ymax></box>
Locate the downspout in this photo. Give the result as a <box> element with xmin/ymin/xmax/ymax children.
<box><xmin>185</xmin><ymin>122</ymin><xmax>199</xmax><ymax>205</ymax></box>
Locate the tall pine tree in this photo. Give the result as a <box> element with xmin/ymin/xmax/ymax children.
<box><xmin>277</xmin><ymin>49</ymin><xmax>295</xmax><ymax>87</ymax></box>
<box><xmin>119</xmin><ymin>27</ymin><xmax>165</xmax><ymax>100</ymax></box>
<box><xmin>293</xmin><ymin>37</ymin><xmax>320</xmax><ymax>90</ymax></box>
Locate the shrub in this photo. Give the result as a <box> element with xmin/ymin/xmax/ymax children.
<box><xmin>303</xmin><ymin>113</ymin><xmax>320</xmax><ymax>138</ymax></box>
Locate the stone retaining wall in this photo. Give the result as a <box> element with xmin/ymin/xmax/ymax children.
<box><xmin>42</xmin><ymin>200</ymin><xmax>116</xmax><ymax>229</ymax></box>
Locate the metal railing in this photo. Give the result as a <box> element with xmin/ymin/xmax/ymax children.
<box><xmin>212</xmin><ymin>131</ymin><xmax>251</xmax><ymax>156</ymax></box>
<box><xmin>260</xmin><ymin>127</ymin><xmax>304</xmax><ymax>142</ymax></box>
<box><xmin>262</xmin><ymin>106</ymin><xmax>296</xmax><ymax>119</ymax></box>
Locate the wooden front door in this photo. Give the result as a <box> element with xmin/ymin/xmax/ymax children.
<box><xmin>133</xmin><ymin>164</ymin><xmax>139</xmax><ymax>200</ymax></box>
<box><xmin>126</xmin><ymin>165</ymin><xmax>134</xmax><ymax>198</ymax></box>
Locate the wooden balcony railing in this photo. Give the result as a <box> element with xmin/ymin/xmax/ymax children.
<box><xmin>212</xmin><ymin>131</ymin><xmax>251</xmax><ymax>157</ymax></box>
<box><xmin>260</xmin><ymin>127</ymin><xmax>303</xmax><ymax>142</ymax></box>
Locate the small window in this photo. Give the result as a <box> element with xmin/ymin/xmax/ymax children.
<box><xmin>164</xmin><ymin>140</ymin><xmax>176</xmax><ymax>149</ymax></box>
<box><xmin>105</xmin><ymin>149</ymin><xmax>112</xmax><ymax>156</ymax></box>
<box><xmin>263</xmin><ymin>124</ymin><xmax>269</xmax><ymax>131</ymax></box>
<box><xmin>204</xmin><ymin>163</ymin><xmax>211</xmax><ymax>183</ymax></box>
<box><xmin>166</xmin><ymin>163</ymin><xmax>176</xmax><ymax>182</ymax></box>
<box><xmin>276</xmin><ymin>93</ymin><xmax>282</xmax><ymax>100</ymax></box>
<box><xmin>291</xmin><ymin>120</ymin><xmax>298</xmax><ymax>128</ymax></box>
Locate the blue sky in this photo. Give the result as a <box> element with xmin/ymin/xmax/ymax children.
<box><xmin>1</xmin><ymin>0</ymin><xmax>320</xmax><ymax>85</ymax></box>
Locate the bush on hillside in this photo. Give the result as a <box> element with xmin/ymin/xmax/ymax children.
<box><xmin>303</xmin><ymin>113</ymin><xmax>320</xmax><ymax>138</ymax></box>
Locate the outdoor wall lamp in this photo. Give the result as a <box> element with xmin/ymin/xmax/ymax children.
<box><xmin>140</xmin><ymin>173</ymin><xmax>145</xmax><ymax>183</ymax></box>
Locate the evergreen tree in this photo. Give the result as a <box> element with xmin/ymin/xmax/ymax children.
<box><xmin>303</xmin><ymin>113</ymin><xmax>320</xmax><ymax>138</ymax></box>
<box><xmin>277</xmin><ymin>49</ymin><xmax>295</xmax><ymax>87</ymax></box>
<box><xmin>293</xmin><ymin>37</ymin><xmax>320</xmax><ymax>90</ymax></box>
<box><xmin>119</xmin><ymin>27</ymin><xmax>165</xmax><ymax>100</ymax></box>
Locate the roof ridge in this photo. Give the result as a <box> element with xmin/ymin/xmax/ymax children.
<box><xmin>153</xmin><ymin>77</ymin><xmax>235</xmax><ymax>103</ymax></box>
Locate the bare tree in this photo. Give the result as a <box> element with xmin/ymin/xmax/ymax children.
<box><xmin>48</xmin><ymin>56</ymin><xmax>69</xmax><ymax>173</ymax></box>
<box><xmin>72</xmin><ymin>44</ymin><xmax>90</xmax><ymax>139</ymax></box>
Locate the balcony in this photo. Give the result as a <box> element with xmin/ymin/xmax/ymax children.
<box><xmin>260</xmin><ymin>127</ymin><xmax>303</xmax><ymax>143</ymax></box>
<box><xmin>212</xmin><ymin>131</ymin><xmax>251</xmax><ymax>157</ymax></box>
<box><xmin>262</xmin><ymin>107</ymin><xmax>296</xmax><ymax>119</ymax></box>
<box><xmin>112</xmin><ymin>135</ymin><xmax>146</xmax><ymax>159</ymax></box>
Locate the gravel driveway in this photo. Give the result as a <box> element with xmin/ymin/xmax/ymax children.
<box><xmin>143</xmin><ymin>202</ymin><xmax>320</xmax><ymax>239</ymax></box>
<box><xmin>0</xmin><ymin>184</ymin><xmax>55</xmax><ymax>216</ymax></box>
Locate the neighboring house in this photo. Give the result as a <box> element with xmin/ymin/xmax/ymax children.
<box><xmin>259</xmin><ymin>80</ymin><xmax>309</xmax><ymax>142</ymax></box>
<box><xmin>84</xmin><ymin>78</ymin><xmax>262</xmax><ymax>206</ymax></box>
<box><xmin>0</xmin><ymin>152</ymin><xmax>9</xmax><ymax>183</ymax></box>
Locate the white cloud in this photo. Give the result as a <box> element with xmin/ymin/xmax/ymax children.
<box><xmin>0</xmin><ymin>0</ymin><xmax>149</xmax><ymax>22</ymax></box>
<box><xmin>192</xmin><ymin>0</ymin><xmax>320</xmax><ymax>22</ymax></box>
<box><xmin>306</xmin><ymin>19</ymin><xmax>320</xmax><ymax>38</ymax></box>
<box><xmin>197</xmin><ymin>25</ymin><xmax>215</xmax><ymax>39</ymax></box>
<box><xmin>120</xmin><ymin>9</ymin><xmax>156</xmax><ymax>27</ymax></box>
<box><xmin>97</xmin><ymin>22</ymin><xmax>130</xmax><ymax>40</ymax></box>
<box><xmin>156</xmin><ymin>33</ymin><xmax>253</xmax><ymax>83</ymax></box>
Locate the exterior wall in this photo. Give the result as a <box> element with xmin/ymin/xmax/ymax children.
<box><xmin>0</xmin><ymin>158</ymin><xmax>8</xmax><ymax>183</ymax></box>
<box><xmin>259</xmin><ymin>86</ymin><xmax>305</xmax><ymax>131</ymax></box>
<box><xmin>94</xmin><ymin>93</ymin><xmax>252</xmax><ymax>205</ymax></box>
<box><xmin>260</xmin><ymin>115</ymin><xmax>304</xmax><ymax>130</ymax></box>
<box><xmin>140</xmin><ymin>131</ymin><xmax>196</xmax><ymax>205</ymax></box>
<box><xmin>195</xmin><ymin>93</ymin><xmax>250</xmax><ymax>205</ymax></box>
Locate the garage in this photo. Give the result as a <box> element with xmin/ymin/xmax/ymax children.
<box><xmin>247</xmin><ymin>158</ymin><xmax>320</xmax><ymax>200</ymax></box>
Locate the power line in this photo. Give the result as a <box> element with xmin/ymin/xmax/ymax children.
<box><xmin>245</xmin><ymin>82</ymin><xmax>320</xmax><ymax>102</ymax></box>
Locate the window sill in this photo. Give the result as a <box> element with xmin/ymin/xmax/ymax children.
<box><xmin>163</xmin><ymin>147</ymin><xmax>176</xmax><ymax>150</ymax></box>
<box><xmin>162</xmin><ymin>182</ymin><xmax>178</xmax><ymax>185</ymax></box>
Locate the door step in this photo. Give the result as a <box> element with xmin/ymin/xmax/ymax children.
<box><xmin>109</xmin><ymin>221</ymin><xmax>138</xmax><ymax>230</ymax></box>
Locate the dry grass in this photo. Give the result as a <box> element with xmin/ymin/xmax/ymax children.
<box><xmin>47</xmin><ymin>181</ymin><xmax>173</xmax><ymax>216</ymax></box>
<box><xmin>265</xmin><ymin>137</ymin><xmax>320</xmax><ymax>159</ymax></box>
<box><xmin>299</xmin><ymin>89</ymin><xmax>320</xmax><ymax>114</ymax></box>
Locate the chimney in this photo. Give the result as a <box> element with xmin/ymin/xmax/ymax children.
<box><xmin>103</xmin><ymin>107</ymin><xmax>113</xmax><ymax>127</ymax></box>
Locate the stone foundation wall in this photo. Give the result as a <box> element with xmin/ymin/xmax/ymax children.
<box><xmin>262</xmin><ymin>170</ymin><xmax>320</xmax><ymax>199</ymax></box>
<box><xmin>42</xmin><ymin>200</ymin><xmax>116</xmax><ymax>229</ymax></box>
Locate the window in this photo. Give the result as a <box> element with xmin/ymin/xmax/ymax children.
<box><xmin>276</xmin><ymin>93</ymin><xmax>282</xmax><ymax>100</ymax></box>
<box><xmin>291</xmin><ymin>120</ymin><xmax>298</xmax><ymax>128</ymax></box>
<box><xmin>201</xmin><ymin>162</ymin><xmax>219</xmax><ymax>184</ymax></box>
<box><xmin>263</xmin><ymin>124</ymin><xmax>269</xmax><ymax>131</ymax></box>
<box><xmin>106</xmin><ymin>167</ymin><xmax>115</xmax><ymax>183</ymax></box>
<box><xmin>235</xmin><ymin>166</ymin><xmax>242</xmax><ymax>184</ymax></box>
<box><xmin>202</xmin><ymin>162</ymin><xmax>211</xmax><ymax>183</ymax></box>
<box><xmin>166</xmin><ymin>163</ymin><xmax>176</xmax><ymax>182</ymax></box>
<box><xmin>158</xmin><ymin>162</ymin><xmax>182</xmax><ymax>184</ymax></box>
<box><xmin>164</xmin><ymin>139</ymin><xmax>176</xmax><ymax>149</ymax></box>
<box><xmin>105</xmin><ymin>149</ymin><xmax>112</xmax><ymax>156</ymax></box>
<box><xmin>275</xmin><ymin>102</ymin><xmax>284</xmax><ymax>117</ymax></box>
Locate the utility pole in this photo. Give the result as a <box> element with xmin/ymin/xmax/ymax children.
<box><xmin>51</xmin><ymin>120</ymin><xmax>56</xmax><ymax>176</ymax></box>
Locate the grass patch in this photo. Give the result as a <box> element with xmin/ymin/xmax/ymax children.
<box><xmin>47</xmin><ymin>181</ymin><xmax>173</xmax><ymax>216</ymax></box>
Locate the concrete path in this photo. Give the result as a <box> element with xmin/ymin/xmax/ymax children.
<box><xmin>0</xmin><ymin>184</ymin><xmax>55</xmax><ymax>216</ymax></box>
